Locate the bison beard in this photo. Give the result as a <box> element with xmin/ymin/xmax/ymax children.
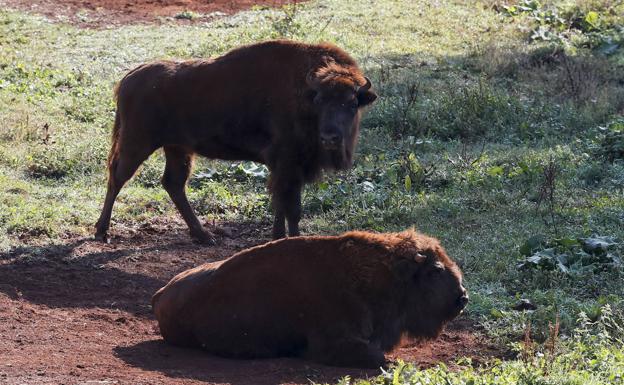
<box><xmin>151</xmin><ymin>229</ymin><xmax>469</xmax><ymax>368</ymax></box>
<box><xmin>94</xmin><ymin>40</ymin><xmax>377</xmax><ymax>244</ymax></box>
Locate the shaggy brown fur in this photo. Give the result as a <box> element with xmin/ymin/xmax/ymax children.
<box><xmin>151</xmin><ymin>229</ymin><xmax>468</xmax><ymax>368</ymax></box>
<box><xmin>94</xmin><ymin>40</ymin><xmax>377</xmax><ymax>243</ymax></box>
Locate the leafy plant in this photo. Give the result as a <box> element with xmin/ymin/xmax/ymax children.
<box><xmin>518</xmin><ymin>234</ymin><xmax>623</xmax><ymax>275</ymax></box>
<box><xmin>194</xmin><ymin>161</ymin><xmax>268</xmax><ymax>184</ymax></box>
<box><xmin>592</xmin><ymin>118</ymin><xmax>624</xmax><ymax>162</ymax></box>
<box><xmin>500</xmin><ymin>0</ymin><xmax>624</xmax><ymax>54</ymax></box>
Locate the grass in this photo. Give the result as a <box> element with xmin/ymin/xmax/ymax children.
<box><xmin>1</xmin><ymin>0</ymin><xmax>624</xmax><ymax>383</ymax></box>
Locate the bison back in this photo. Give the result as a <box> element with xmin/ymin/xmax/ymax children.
<box><xmin>151</xmin><ymin>237</ymin><xmax>365</xmax><ymax>359</ymax></box>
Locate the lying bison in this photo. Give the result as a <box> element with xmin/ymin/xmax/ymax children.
<box><xmin>151</xmin><ymin>229</ymin><xmax>468</xmax><ymax>368</ymax></box>
<box><xmin>95</xmin><ymin>40</ymin><xmax>377</xmax><ymax>244</ymax></box>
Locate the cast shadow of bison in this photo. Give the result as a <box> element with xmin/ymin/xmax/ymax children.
<box><xmin>0</xmin><ymin>223</ymin><xmax>263</xmax><ymax>316</ymax></box>
<box><xmin>0</xmin><ymin>238</ymin><xmax>165</xmax><ymax>316</ymax></box>
<box><xmin>114</xmin><ymin>339</ymin><xmax>377</xmax><ymax>385</ymax></box>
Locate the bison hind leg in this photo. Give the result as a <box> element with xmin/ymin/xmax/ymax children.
<box><xmin>158</xmin><ymin>319</ymin><xmax>200</xmax><ymax>348</ymax></box>
<box><xmin>95</xmin><ymin>145</ymin><xmax>155</xmax><ymax>242</ymax></box>
<box><xmin>162</xmin><ymin>146</ymin><xmax>215</xmax><ymax>245</ymax></box>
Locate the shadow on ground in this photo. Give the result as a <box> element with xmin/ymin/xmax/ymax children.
<box><xmin>115</xmin><ymin>339</ymin><xmax>376</xmax><ymax>385</ymax></box>
<box><xmin>0</xmin><ymin>220</ymin><xmax>270</xmax><ymax>317</ymax></box>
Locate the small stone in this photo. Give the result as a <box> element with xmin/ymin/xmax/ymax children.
<box><xmin>512</xmin><ymin>299</ymin><xmax>537</xmax><ymax>311</ymax></box>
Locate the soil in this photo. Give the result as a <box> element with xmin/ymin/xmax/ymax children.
<box><xmin>0</xmin><ymin>219</ymin><xmax>505</xmax><ymax>385</ymax></box>
<box><xmin>0</xmin><ymin>0</ymin><xmax>299</xmax><ymax>27</ymax></box>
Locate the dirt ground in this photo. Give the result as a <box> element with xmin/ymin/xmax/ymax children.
<box><xmin>0</xmin><ymin>0</ymin><xmax>298</xmax><ymax>27</ymax></box>
<box><xmin>0</xmin><ymin>219</ymin><xmax>504</xmax><ymax>385</ymax></box>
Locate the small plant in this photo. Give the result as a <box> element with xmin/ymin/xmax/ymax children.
<box><xmin>447</xmin><ymin>142</ymin><xmax>486</xmax><ymax>172</ymax></box>
<box><xmin>520</xmin><ymin>320</ymin><xmax>535</xmax><ymax>366</ymax></box>
<box><xmin>269</xmin><ymin>1</ymin><xmax>303</xmax><ymax>38</ymax></box>
<box><xmin>391</xmin><ymin>81</ymin><xmax>421</xmax><ymax>139</ymax></box>
<box><xmin>518</xmin><ymin>234</ymin><xmax>623</xmax><ymax>275</ymax></box>
<box><xmin>535</xmin><ymin>156</ymin><xmax>562</xmax><ymax>235</ymax></box>
<box><xmin>544</xmin><ymin>315</ymin><xmax>560</xmax><ymax>375</ymax></box>
<box><xmin>194</xmin><ymin>161</ymin><xmax>268</xmax><ymax>184</ymax></box>
<box><xmin>591</xmin><ymin>118</ymin><xmax>624</xmax><ymax>162</ymax></box>
<box><xmin>385</xmin><ymin>152</ymin><xmax>437</xmax><ymax>193</ymax></box>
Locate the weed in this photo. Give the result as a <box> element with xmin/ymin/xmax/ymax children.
<box><xmin>535</xmin><ymin>156</ymin><xmax>562</xmax><ymax>234</ymax></box>
<box><xmin>269</xmin><ymin>1</ymin><xmax>303</xmax><ymax>38</ymax></box>
<box><xmin>593</xmin><ymin>117</ymin><xmax>624</xmax><ymax>162</ymax></box>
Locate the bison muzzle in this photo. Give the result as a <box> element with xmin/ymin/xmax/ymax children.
<box><xmin>94</xmin><ymin>40</ymin><xmax>377</xmax><ymax>244</ymax></box>
<box><xmin>151</xmin><ymin>229</ymin><xmax>468</xmax><ymax>368</ymax></box>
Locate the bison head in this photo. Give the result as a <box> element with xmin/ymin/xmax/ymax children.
<box><xmin>392</xmin><ymin>239</ymin><xmax>468</xmax><ymax>341</ymax></box>
<box><xmin>306</xmin><ymin>65</ymin><xmax>377</xmax><ymax>170</ymax></box>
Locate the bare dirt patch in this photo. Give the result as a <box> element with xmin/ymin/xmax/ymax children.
<box><xmin>0</xmin><ymin>221</ymin><xmax>504</xmax><ymax>385</ymax></box>
<box><xmin>0</xmin><ymin>0</ymin><xmax>297</xmax><ymax>27</ymax></box>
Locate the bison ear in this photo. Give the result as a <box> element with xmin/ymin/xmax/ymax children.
<box><xmin>357</xmin><ymin>77</ymin><xmax>377</xmax><ymax>107</ymax></box>
<box><xmin>357</xmin><ymin>90</ymin><xmax>377</xmax><ymax>107</ymax></box>
<box><xmin>392</xmin><ymin>253</ymin><xmax>426</xmax><ymax>282</ymax></box>
<box><xmin>393</xmin><ymin>259</ymin><xmax>415</xmax><ymax>282</ymax></box>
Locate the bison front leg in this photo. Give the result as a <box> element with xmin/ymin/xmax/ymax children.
<box><xmin>162</xmin><ymin>146</ymin><xmax>215</xmax><ymax>245</ymax></box>
<box><xmin>270</xmin><ymin>173</ymin><xmax>303</xmax><ymax>239</ymax></box>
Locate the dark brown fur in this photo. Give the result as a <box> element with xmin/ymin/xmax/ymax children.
<box><xmin>151</xmin><ymin>229</ymin><xmax>468</xmax><ymax>368</ymax></box>
<box><xmin>95</xmin><ymin>40</ymin><xmax>377</xmax><ymax>243</ymax></box>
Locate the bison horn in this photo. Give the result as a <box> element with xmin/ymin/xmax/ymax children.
<box><xmin>358</xmin><ymin>77</ymin><xmax>372</xmax><ymax>93</ymax></box>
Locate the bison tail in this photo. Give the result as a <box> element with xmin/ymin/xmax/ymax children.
<box><xmin>151</xmin><ymin>286</ymin><xmax>164</xmax><ymax>312</ymax></box>
<box><xmin>107</xmin><ymin>109</ymin><xmax>121</xmax><ymax>170</ymax></box>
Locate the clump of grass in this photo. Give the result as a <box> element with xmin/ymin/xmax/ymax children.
<box><xmin>430</xmin><ymin>80</ymin><xmax>528</xmax><ymax>141</ymax></box>
<box><xmin>24</xmin><ymin>138</ymin><xmax>107</xmax><ymax>180</ymax></box>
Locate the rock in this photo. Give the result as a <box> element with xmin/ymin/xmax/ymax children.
<box><xmin>512</xmin><ymin>299</ymin><xmax>537</xmax><ymax>311</ymax></box>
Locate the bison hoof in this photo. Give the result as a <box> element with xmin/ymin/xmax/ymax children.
<box><xmin>191</xmin><ymin>231</ymin><xmax>216</xmax><ymax>245</ymax></box>
<box><xmin>94</xmin><ymin>232</ymin><xmax>110</xmax><ymax>244</ymax></box>
<box><xmin>272</xmin><ymin>230</ymin><xmax>286</xmax><ymax>240</ymax></box>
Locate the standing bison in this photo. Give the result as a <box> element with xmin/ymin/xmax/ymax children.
<box><xmin>95</xmin><ymin>40</ymin><xmax>377</xmax><ymax>243</ymax></box>
<box><xmin>151</xmin><ymin>229</ymin><xmax>469</xmax><ymax>368</ymax></box>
